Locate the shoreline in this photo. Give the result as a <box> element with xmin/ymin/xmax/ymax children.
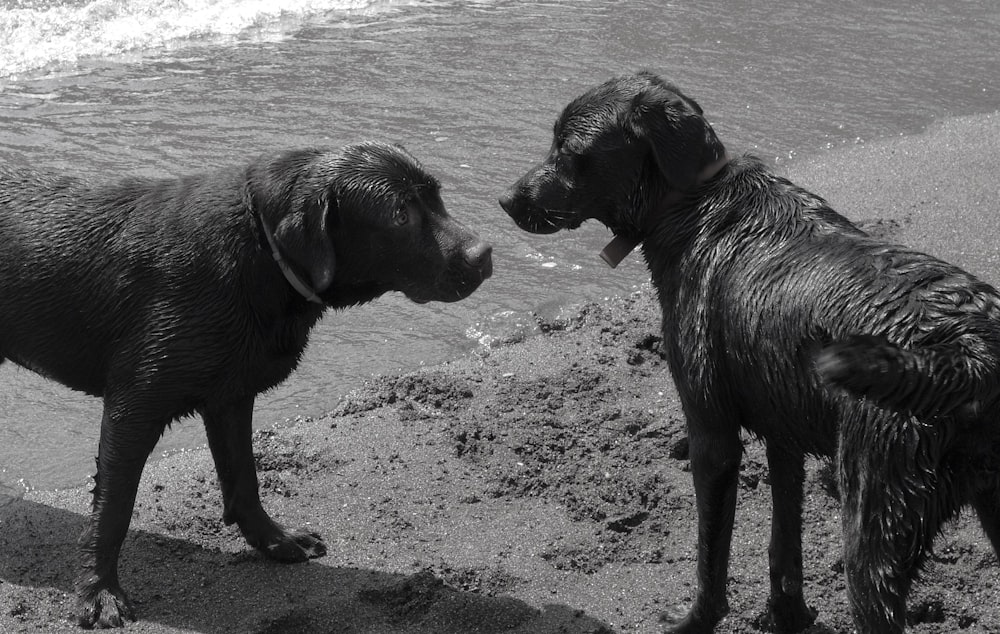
<box><xmin>3</xmin><ymin>111</ymin><xmax>1000</xmax><ymax>632</ymax></box>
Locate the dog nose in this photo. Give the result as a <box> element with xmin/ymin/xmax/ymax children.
<box><xmin>464</xmin><ymin>241</ymin><xmax>493</xmax><ymax>279</ymax></box>
<box><xmin>498</xmin><ymin>191</ymin><xmax>514</xmax><ymax>214</ymax></box>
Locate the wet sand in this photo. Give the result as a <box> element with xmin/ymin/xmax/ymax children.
<box><xmin>2</xmin><ymin>112</ymin><xmax>999</xmax><ymax>633</ymax></box>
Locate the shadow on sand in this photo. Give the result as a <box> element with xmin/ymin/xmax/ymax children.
<box><xmin>1</xmin><ymin>498</ymin><xmax>616</xmax><ymax>633</ymax></box>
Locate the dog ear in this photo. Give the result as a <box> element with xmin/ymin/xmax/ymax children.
<box><xmin>627</xmin><ymin>86</ymin><xmax>726</xmax><ymax>191</ymax></box>
<box><xmin>247</xmin><ymin>152</ymin><xmax>337</xmax><ymax>294</ymax></box>
<box><xmin>273</xmin><ymin>190</ymin><xmax>337</xmax><ymax>293</ymax></box>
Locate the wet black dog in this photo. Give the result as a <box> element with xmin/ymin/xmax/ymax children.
<box><xmin>500</xmin><ymin>71</ymin><xmax>1000</xmax><ymax>633</ymax></box>
<box><xmin>0</xmin><ymin>142</ymin><xmax>492</xmax><ymax>628</ymax></box>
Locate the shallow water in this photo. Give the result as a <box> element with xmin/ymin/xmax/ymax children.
<box><xmin>0</xmin><ymin>0</ymin><xmax>998</xmax><ymax>489</ymax></box>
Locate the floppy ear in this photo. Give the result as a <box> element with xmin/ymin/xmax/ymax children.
<box><xmin>627</xmin><ymin>86</ymin><xmax>726</xmax><ymax>191</ymax></box>
<box><xmin>273</xmin><ymin>190</ymin><xmax>337</xmax><ymax>293</ymax></box>
<box><xmin>247</xmin><ymin>151</ymin><xmax>337</xmax><ymax>294</ymax></box>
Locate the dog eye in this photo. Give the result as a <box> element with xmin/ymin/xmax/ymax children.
<box><xmin>393</xmin><ymin>208</ymin><xmax>409</xmax><ymax>226</ymax></box>
<box><xmin>557</xmin><ymin>146</ymin><xmax>579</xmax><ymax>167</ymax></box>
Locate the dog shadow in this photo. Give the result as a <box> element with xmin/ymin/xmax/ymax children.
<box><xmin>0</xmin><ymin>499</ymin><xmax>616</xmax><ymax>633</ymax></box>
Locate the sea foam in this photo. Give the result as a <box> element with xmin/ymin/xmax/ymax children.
<box><xmin>0</xmin><ymin>0</ymin><xmax>396</xmax><ymax>78</ymax></box>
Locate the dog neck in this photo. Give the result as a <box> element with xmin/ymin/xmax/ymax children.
<box><xmin>256</xmin><ymin>211</ymin><xmax>325</xmax><ymax>305</ymax></box>
<box><xmin>599</xmin><ymin>151</ymin><xmax>731</xmax><ymax>268</ymax></box>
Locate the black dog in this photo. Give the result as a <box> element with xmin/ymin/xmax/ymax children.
<box><xmin>0</xmin><ymin>142</ymin><xmax>492</xmax><ymax>628</ymax></box>
<box><xmin>500</xmin><ymin>71</ymin><xmax>1000</xmax><ymax>633</ymax></box>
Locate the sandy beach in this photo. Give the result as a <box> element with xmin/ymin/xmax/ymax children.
<box><xmin>2</xmin><ymin>113</ymin><xmax>999</xmax><ymax>633</ymax></box>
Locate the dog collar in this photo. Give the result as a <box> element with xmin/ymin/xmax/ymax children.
<box><xmin>257</xmin><ymin>212</ymin><xmax>324</xmax><ymax>304</ymax></box>
<box><xmin>600</xmin><ymin>151</ymin><xmax>731</xmax><ymax>268</ymax></box>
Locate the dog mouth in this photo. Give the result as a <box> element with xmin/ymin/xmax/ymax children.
<box><xmin>405</xmin><ymin>280</ymin><xmax>483</xmax><ymax>304</ymax></box>
<box><xmin>500</xmin><ymin>197</ymin><xmax>582</xmax><ymax>235</ymax></box>
<box><xmin>404</xmin><ymin>256</ymin><xmax>493</xmax><ymax>304</ymax></box>
<box><xmin>512</xmin><ymin>213</ymin><xmax>570</xmax><ymax>234</ymax></box>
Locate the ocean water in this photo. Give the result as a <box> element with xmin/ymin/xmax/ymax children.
<box><xmin>0</xmin><ymin>0</ymin><xmax>997</xmax><ymax>490</ymax></box>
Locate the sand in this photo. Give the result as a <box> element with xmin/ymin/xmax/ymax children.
<box><xmin>2</xmin><ymin>112</ymin><xmax>999</xmax><ymax>633</ymax></box>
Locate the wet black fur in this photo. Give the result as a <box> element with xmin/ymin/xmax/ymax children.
<box><xmin>816</xmin><ymin>335</ymin><xmax>1000</xmax><ymax>421</ymax></box>
<box><xmin>0</xmin><ymin>142</ymin><xmax>491</xmax><ymax>628</ymax></box>
<box><xmin>500</xmin><ymin>71</ymin><xmax>1000</xmax><ymax>633</ymax></box>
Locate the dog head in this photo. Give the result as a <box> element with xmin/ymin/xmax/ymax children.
<box><xmin>249</xmin><ymin>142</ymin><xmax>492</xmax><ymax>307</ymax></box>
<box><xmin>499</xmin><ymin>72</ymin><xmax>726</xmax><ymax>243</ymax></box>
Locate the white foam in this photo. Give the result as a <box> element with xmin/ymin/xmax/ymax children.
<box><xmin>0</xmin><ymin>0</ymin><xmax>395</xmax><ymax>78</ymax></box>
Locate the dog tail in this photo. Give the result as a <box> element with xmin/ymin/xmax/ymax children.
<box><xmin>815</xmin><ymin>335</ymin><xmax>996</xmax><ymax>420</ymax></box>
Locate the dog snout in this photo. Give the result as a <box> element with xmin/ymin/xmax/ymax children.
<box><xmin>498</xmin><ymin>186</ymin><xmax>545</xmax><ymax>233</ymax></box>
<box><xmin>464</xmin><ymin>240</ymin><xmax>493</xmax><ymax>280</ymax></box>
<box><xmin>498</xmin><ymin>190</ymin><xmax>516</xmax><ymax>215</ymax></box>
<box><xmin>499</xmin><ymin>176</ymin><xmax>574</xmax><ymax>235</ymax></box>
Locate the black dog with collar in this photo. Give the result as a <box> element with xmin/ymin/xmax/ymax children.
<box><xmin>0</xmin><ymin>142</ymin><xmax>492</xmax><ymax>627</ymax></box>
<box><xmin>500</xmin><ymin>72</ymin><xmax>1000</xmax><ymax>633</ymax></box>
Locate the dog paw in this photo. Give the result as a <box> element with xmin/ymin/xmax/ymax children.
<box><xmin>761</xmin><ymin>594</ymin><xmax>818</xmax><ymax>633</ymax></box>
<box><xmin>659</xmin><ymin>602</ymin><xmax>725</xmax><ymax>634</ymax></box>
<box><xmin>260</xmin><ymin>527</ymin><xmax>327</xmax><ymax>562</ymax></box>
<box><xmin>78</xmin><ymin>586</ymin><xmax>135</xmax><ymax>629</ymax></box>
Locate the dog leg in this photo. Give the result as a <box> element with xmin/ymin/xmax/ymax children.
<box><xmin>973</xmin><ymin>486</ymin><xmax>1000</xmax><ymax>558</ymax></box>
<box><xmin>661</xmin><ymin>426</ymin><xmax>741</xmax><ymax>634</ymax></box>
<box><xmin>763</xmin><ymin>444</ymin><xmax>817</xmax><ymax>632</ymax></box>
<box><xmin>841</xmin><ymin>509</ymin><xmax>910</xmax><ymax>632</ymax></box>
<box><xmin>839</xmin><ymin>434</ymin><xmax>941</xmax><ymax>634</ymax></box>
<box><xmin>202</xmin><ymin>398</ymin><xmax>326</xmax><ymax>562</ymax></box>
<box><xmin>76</xmin><ymin>408</ymin><xmax>162</xmax><ymax>628</ymax></box>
